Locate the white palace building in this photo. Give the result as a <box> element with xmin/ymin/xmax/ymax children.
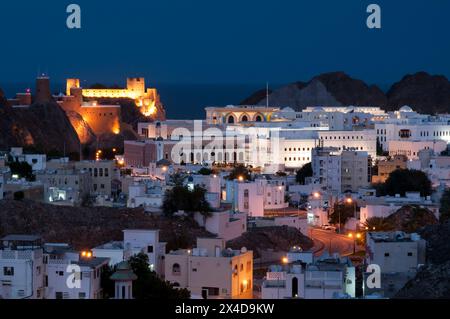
<box><xmin>128</xmin><ymin>105</ymin><xmax>450</xmax><ymax>171</ymax></box>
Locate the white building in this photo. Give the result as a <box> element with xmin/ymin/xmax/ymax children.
<box><xmin>93</xmin><ymin>229</ymin><xmax>166</xmax><ymax>275</ymax></box>
<box><xmin>43</xmin><ymin>243</ymin><xmax>109</xmax><ymax>299</ymax></box>
<box><xmin>261</xmin><ymin>254</ymin><xmax>355</xmax><ymax>299</ymax></box>
<box><xmin>375</xmin><ymin>106</ymin><xmax>450</xmax><ymax>154</ymax></box>
<box><xmin>0</xmin><ymin>235</ymin><xmax>44</xmax><ymax>299</ymax></box>
<box><xmin>127</xmin><ymin>182</ymin><xmax>165</xmax><ymax>212</ymax></box>
<box><xmin>366</xmin><ymin>231</ymin><xmax>426</xmax><ymax>274</ymax></box>
<box><xmin>194</xmin><ymin>211</ymin><xmax>247</xmax><ymax>241</ymax></box>
<box><xmin>312</xmin><ymin>147</ymin><xmax>342</xmax><ymax>194</ymax></box>
<box><xmin>91</xmin><ymin>241</ymin><xmax>124</xmax><ymax>266</ymax></box>
<box><xmin>227</xmin><ymin>177</ymin><xmax>287</xmax><ymax>217</ymax></box>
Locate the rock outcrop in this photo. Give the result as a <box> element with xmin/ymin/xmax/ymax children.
<box><xmin>0</xmin><ymin>99</ymin><xmax>80</xmax><ymax>155</ymax></box>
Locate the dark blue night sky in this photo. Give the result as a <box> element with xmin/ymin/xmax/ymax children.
<box><xmin>0</xmin><ymin>0</ymin><xmax>449</xmax><ymax>118</ymax></box>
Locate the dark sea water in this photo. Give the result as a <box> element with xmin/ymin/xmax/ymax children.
<box><xmin>0</xmin><ymin>82</ymin><xmax>265</xmax><ymax>120</ymax></box>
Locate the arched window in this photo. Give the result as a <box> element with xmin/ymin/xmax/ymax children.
<box><xmin>241</xmin><ymin>115</ymin><xmax>248</xmax><ymax>122</ymax></box>
<box><xmin>255</xmin><ymin>115</ymin><xmax>263</xmax><ymax>122</ymax></box>
<box><xmin>172</xmin><ymin>263</ymin><xmax>181</xmax><ymax>275</ymax></box>
<box><xmin>228</xmin><ymin>116</ymin><xmax>235</xmax><ymax>124</ymax></box>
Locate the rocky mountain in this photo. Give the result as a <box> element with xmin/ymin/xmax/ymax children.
<box><xmin>242</xmin><ymin>71</ymin><xmax>450</xmax><ymax>114</ymax></box>
<box><xmin>0</xmin><ymin>96</ymin><xmax>81</xmax><ymax>155</ymax></box>
<box><xmin>386</xmin><ymin>72</ymin><xmax>450</xmax><ymax>114</ymax></box>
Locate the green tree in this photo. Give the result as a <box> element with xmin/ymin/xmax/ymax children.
<box><xmin>377</xmin><ymin>169</ymin><xmax>432</xmax><ymax>197</ymax></box>
<box><xmin>198</xmin><ymin>167</ymin><xmax>212</xmax><ymax>175</ymax></box>
<box><xmin>440</xmin><ymin>189</ymin><xmax>450</xmax><ymax>223</ymax></box>
<box><xmin>8</xmin><ymin>161</ymin><xmax>34</xmax><ymax>181</ymax></box>
<box><xmin>169</xmin><ymin>172</ymin><xmax>187</xmax><ymax>186</ymax></box>
<box><xmin>296</xmin><ymin>162</ymin><xmax>312</xmax><ymax>184</ymax></box>
<box><xmin>329</xmin><ymin>202</ymin><xmax>356</xmax><ymax>227</ymax></box>
<box><xmin>376</xmin><ymin>138</ymin><xmax>386</xmax><ymax>156</ymax></box>
<box><xmin>162</xmin><ymin>185</ymin><xmax>212</xmax><ymax>218</ymax></box>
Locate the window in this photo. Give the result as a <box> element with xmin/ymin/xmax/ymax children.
<box><xmin>172</xmin><ymin>263</ymin><xmax>181</xmax><ymax>275</ymax></box>
<box><xmin>384</xmin><ymin>253</ymin><xmax>390</xmax><ymax>257</ymax></box>
<box><xmin>147</xmin><ymin>245</ymin><xmax>154</xmax><ymax>253</ymax></box>
<box><xmin>407</xmin><ymin>252</ymin><xmax>413</xmax><ymax>257</ymax></box>
<box><xmin>79</xmin><ymin>292</ymin><xmax>86</xmax><ymax>299</ymax></box>
<box><xmin>105</xmin><ymin>168</ymin><xmax>109</xmax><ymax>177</ymax></box>
<box><xmin>3</xmin><ymin>267</ymin><xmax>14</xmax><ymax>276</ymax></box>
<box><xmin>55</xmin><ymin>292</ymin><xmax>63</xmax><ymax>299</ymax></box>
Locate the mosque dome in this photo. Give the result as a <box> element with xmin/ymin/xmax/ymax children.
<box><xmin>399</xmin><ymin>105</ymin><xmax>414</xmax><ymax>112</ymax></box>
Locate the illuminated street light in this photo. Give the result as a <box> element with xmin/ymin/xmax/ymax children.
<box><xmin>282</xmin><ymin>257</ymin><xmax>289</xmax><ymax>264</ymax></box>
<box><xmin>356</xmin><ymin>233</ymin><xmax>362</xmax><ymax>239</ymax></box>
<box><xmin>348</xmin><ymin>233</ymin><xmax>353</xmax><ymax>238</ymax></box>
<box><xmin>313</xmin><ymin>192</ymin><xmax>320</xmax><ymax>199</ymax></box>
<box><xmin>238</xmin><ymin>176</ymin><xmax>244</xmax><ymax>182</ymax></box>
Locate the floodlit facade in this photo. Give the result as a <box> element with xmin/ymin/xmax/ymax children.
<box><xmin>165</xmin><ymin>238</ymin><xmax>253</xmax><ymax>299</ymax></box>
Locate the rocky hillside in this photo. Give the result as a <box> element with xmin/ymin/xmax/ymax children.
<box><xmin>242</xmin><ymin>71</ymin><xmax>450</xmax><ymax>114</ymax></box>
<box><xmin>385</xmin><ymin>205</ymin><xmax>438</xmax><ymax>233</ymax></box>
<box><xmin>0</xmin><ymin>199</ymin><xmax>213</xmax><ymax>252</ymax></box>
<box><xmin>227</xmin><ymin>226</ymin><xmax>314</xmax><ymax>258</ymax></box>
<box><xmin>0</xmin><ymin>93</ymin><xmax>80</xmax><ymax>155</ymax></box>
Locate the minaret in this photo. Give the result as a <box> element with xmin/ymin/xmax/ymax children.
<box><xmin>110</xmin><ymin>261</ymin><xmax>137</xmax><ymax>299</ymax></box>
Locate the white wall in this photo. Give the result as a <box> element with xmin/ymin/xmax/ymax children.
<box><xmin>194</xmin><ymin>211</ymin><xmax>247</xmax><ymax>241</ymax></box>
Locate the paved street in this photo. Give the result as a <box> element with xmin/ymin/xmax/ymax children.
<box><xmin>310</xmin><ymin>228</ymin><xmax>356</xmax><ymax>257</ymax></box>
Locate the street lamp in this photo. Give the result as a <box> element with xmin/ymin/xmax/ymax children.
<box><xmin>282</xmin><ymin>257</ymin><xmax>289</xmax><ymax>265</ymax></box>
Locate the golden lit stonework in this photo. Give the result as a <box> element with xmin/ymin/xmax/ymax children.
<box><xmin>66</xmin><ymin>77</ymin><xmax>163</xmax><ymax>118</ymax></box>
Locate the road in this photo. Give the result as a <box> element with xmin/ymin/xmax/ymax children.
<box><xmin>310</xmin><ymin>228</ymin><xmax>355</xmax><ymax>257</ymax></box>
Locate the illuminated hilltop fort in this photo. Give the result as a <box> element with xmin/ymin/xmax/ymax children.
<box><xmin>66</xmin><ymin>77</ymin><xmax>165</xmax><ymax>117</ymax></box>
